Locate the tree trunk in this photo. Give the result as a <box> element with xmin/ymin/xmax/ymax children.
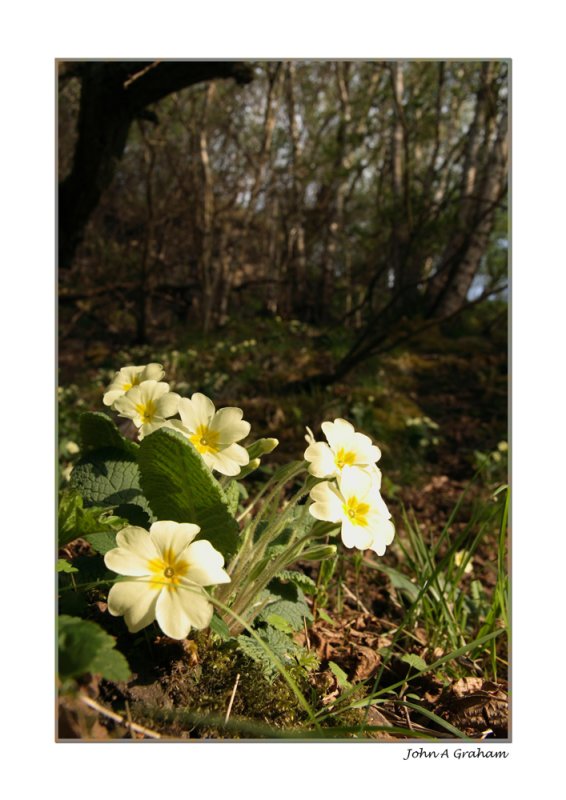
<box><xmin>58</xmin><ymin>60</ymin><xmax>253</xmax><ymax>270</ymax></box>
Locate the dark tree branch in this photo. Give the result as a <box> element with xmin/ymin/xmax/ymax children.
<box><xmin>58</xmin><ymin>60</ymin><xmax>254</xmax><ymax>270</ymax></box>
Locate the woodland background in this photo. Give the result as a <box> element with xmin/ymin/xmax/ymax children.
<box><xmin>57</xmin><ymin>60</ymin><xmax>509</xmax><ymax>740</ymax></box>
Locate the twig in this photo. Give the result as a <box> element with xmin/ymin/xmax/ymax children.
<box><xmin>341</xmin><ymin>581</ymin><xmax>372</xmax><ymax>616</ymax></box>
<box><xmin>79</xmin><ymin>694</ymin><xmax>161</xmax><ymax>739</ymax></box>
<box><xmin>224</xmin><ymin>673</ymin><xmax>240</xmax><ymax>725</ymax></box>
<box><xmin>303</xmin><ymin>616</ymin><xmax>311</xmax><ymax>651</ymax></box>
<box><xmin>123</xmin><ymin>60</ymin><xmax>162</xmax><ymax>89</ymax></box>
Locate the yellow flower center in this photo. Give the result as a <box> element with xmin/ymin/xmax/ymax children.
<box><xmin>122</xmin><ymin>375</ymin><xmax>141</xmax><ymax>392</ymax></box>
<box><xmin>148</xmin><ymin>548</ymin><xmax>189</xmax><ymax>591</ymax></box>
<box><xmin>343</xmin><ymin>496</ymin><xmax>370</xmax><ymax>527</ymax></box>
<box><xmin>335</xmin><ymin>447</ymin><xmax>357</xmax><ymax>470</ymax></box>
<box><xmin>135</xmin><ymin>400</ymin><xmax>157</xmax><ymax>424</ymax></box>
<box><xmin>190</xmin><ymin>424</ymin><xmax>220</xmax><ymax>454</ymax></box>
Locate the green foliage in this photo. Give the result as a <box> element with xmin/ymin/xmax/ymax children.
<box><xmin>138</xmin><ymin>427</ymin><xmax>240</xmax><ymax>559</ymax></box>
<box><xmin>57</xmin><ymin>559</ymin><xmax>78</xmax><ymax>574</ymax></box>
<box><xmin>236</xmin><ymin>626</ymin><xmax>309</xmax><ymax>682</ymax></box>
<box><xmin>79</xmin><ymin>411</ymin><xmax>139</xmax><ymax>457</ymax></box>
<box><xmin>275</xmin><ymin>570</ymin><xmax>317</xmax><ymax>595</ymax></box>
<box><xmin>58</xmin><ymin>615</ymin><xmax>130</xmax><ymax>682</ymax></box>
<box><xmin>224</xmin><ymin>481</ymin><xmax>240</xmax><ymax>516</ymax></box>
<box><xmin>70</xmin><ymin>447</ymin><xmax>153</xmax><ymax>527</ymax></box>
<box><xmin>84</xmin><ymin>531</ymin><xmax>118</xmax><ymax>555</ymax></box>
<box><xmin>209</xmin><ymin>613</ymin><xmax>231</xmax><ymax>641</ymax></box>
<box><xmin>401</xmin><ymin>653</ymin><xmax>428</xmax><ymax>672</ymax></box>
<box><xmin>328</xmin><ymin>660</ymin><xmax>351</xmax><ymax>688</ymax></box>
<box><xmin>258</xmin><ymin>579</ymin><xmax>313</xmax><ymax>631</ymax></box>
<box><xmin>58</xmin><ymin>487</ymin><xmax>129</xmax><ymax>547</ymax></box>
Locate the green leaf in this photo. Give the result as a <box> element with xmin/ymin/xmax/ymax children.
<box><xmin>328</xmin><ymin>660</ymin><xmax>351</xmax><ymax>688</ymax></box>
<box><xmin>58</xmin><ymin>615</ymin><xmax>130</xmax><ymax>681</ymax></box>
<box><xmin>265</xmin><ymin>613</ymin><xmax>295</xmax><ymax>633</ymax></box>
<box><xmin>57</xmin><ymin>559</ymin><xmax>78</xmax><ymax>574</ymax></box>
<box><xmin>70</xmin><ymin>447</ymin><xmax>153</xmax><ymax>527</ymax></box>
<box><xmin>275</xmin><ymin>570</ymin><xmax>317</xmax><ymax>594</ymax></box>
<box><xmin>224</xmin><ymin>481</ymin><xmax>240</xmax><ymax>516</ymax></box>
<box><xmin>400</xmin><ymin>653</ymin><xmax>428</xmax><ymax>672</ymax></box>
<box><xmin>84</xmin><ymin>531</ymin><xmax>118</xmax><ymax>555</ymax></box>
<box><xmin>79</xmin><ymin>411</ymin><xmax>139</xmax><ymax>457</ymax></box>
<box><xmin>58</xmin><ymin>488</ymin><xmax>130</xmax><ymax>547</ymax></box>
<box><xmin>237</xmin><ymin>626</ymin><xmax>305</xmax><ymax>682</ymax></box>
<box><xmin>258</xmin><ymin>579</ymin><xmax>313</xmax><ymax>631</ymax></box>
<box><xmin>209</xmin><ymin>613</ymin><xmax>232</xmax><ymax>641</ymax></box>
<box><xmin>317</xmin><ymin>608</ymin><xmax>336</xmax><ymax>626</ymax></box>
<box><xmin>138</xmin><ymin>428</ymin><xmax>240</xmax><ymax>559</ymax></box>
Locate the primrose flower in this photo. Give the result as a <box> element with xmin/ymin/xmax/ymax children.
<box><xmin>305</xmin><ymin>418</ymin><xmax>381</xmax><ymax>479</ymax></box>
<box><xmin>309</xmin><ymin>466</ymin><xmax>394</xmax><ymax>556</ymax></box>
<box><xmin>104</xmin><ymin>521</ymin><xmax>230</xmax><ymax>639</ymax></box>
<box><xmin>167</xmin><ymin>392</ymin><xmax>251</xmax><ymax>476</ymax></box>
<box><xmin>113</xmin><ymin>380</ymin><xmax>180</xmax><ymax>439</ymax></box>
<box><xmin>103</xmin><ymin>363</ymin><xmax>165</xmax><ymax>407</ymax></box>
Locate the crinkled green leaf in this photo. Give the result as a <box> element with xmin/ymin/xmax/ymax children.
<box><xmin>79</xmin><ymin>411</ymin><xmax>139</xmax><ymax>457</ymax></box>
<box><xmin>70</xmin><ymin>447</ymin><xmax>153</xmax><ymax>527</ymax></box>
<box><xmin>236</xmin><ymin>626</ymin><xmax>305</xmax><ymax>682</ymax></box>
<box><xmin>224</xmin><ymin>481</ymin><xmax>240</xmax><ymax>516</ymax></box>
<box><xmin>258</xmin><ymin>579</ymin><xmax>313</xmax><ymax>631</ymax></box>
<box><xmin>265</xmin><ymin>613</ymin><xmax>294</xmax><ymax>633</ymax></box>
<box><xmin>138</xmin><ymin>428</ymin><xmax>240</xmax><ymax>559</ymax></box>
<box><xmin>58</xmin><ymin>615</ymin><xmax>130</xmax><ymax>681</ymax></box>
<box><xmin>275</xmin><ymin>570</ymin><xmax>317</xmax><ymax>594</ymax></box>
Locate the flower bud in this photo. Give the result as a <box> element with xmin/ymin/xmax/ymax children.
<box><xmin>300</xmin><ymin>544</ymin><xmax>338</xmax><ymax>561</ymax></box>
<box><xmin>247</xmin><ymin>438</ymin><xmax>279</xmax><ymax>460</ymax></box>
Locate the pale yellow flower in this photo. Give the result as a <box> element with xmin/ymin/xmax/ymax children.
<box><xmin>309</xmin><ymin>466</ymin><xmax>394</xmax><ymax>556</ymax></box>
<box><xmin>305</xmin><ymin>418</ymin><xmax>382</xmax><ymax>480</ymax></box>
<box><xmin>104</xmin><ymin>521</ymin><xmax>230</xmax><ymax>639</ymax></box>
<box><xmin>167</xmin><ymin>393</ymin><xmax>250</xmax><ymax>476</ymax></box>
<box><xmin>113</xmin><ymin>380</ymin><xmax>180</xmax><ymax>439</ymax></box>
<box><xmin>103</xmin><ymin>363</ymin><xmax>164</xmax><ymax>407</ymax></box>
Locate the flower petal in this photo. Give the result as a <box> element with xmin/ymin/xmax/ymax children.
<box><xmin>140</xmin><ymin>420</ymin><xmax>168</xmax><ymax>438</ymax></box>
<box><xmin>321</xmin><ymin>418</ymin><xmax>354</xmax><ymax>450</ymax></box>
<box><xmin>176</xmin><ymin>582</ymin><xmax>215</xmax><ymax>629</ymax></box>
<box><xmin>155</xmin><ymin>587</ymin><xmax>193</xmax><ymax>639</ymax></box>
<box><xmin>107</xmin><ymin>579</ymin><xmax>159</xmax><ymax>632</ymax></box>
<box><xmin>178</xmin><ymin>393</ymin><xmax>216</xmax><ymax>432</ymax></box>
<box><xmin>185</xmin><ymin>540</ymin><xmax>231</xmax><ymax>586</ymax></box>
<box><xmin>139</xmin><ymin>380</ymin><xmax>171</xmax><ymax>401</ymax></box>
<box><xmin>337</xmin><ymin>465</ymin><xmax>373</xmax><ymax>500</ymax></box>
<box><xmin>105</xmin><ymin>527</ymin><xmax>158</xmax><ymax>575</ymax></box>
<box><xmin>156</xmin><ymin>391</ymin><xmax>180</xmax><ymax>418</ymax></box>
<box><xmin>341</xmin><ymin>519</ymin><xmax>374</xmax><ymax>551</ymax></box>
<box><xmin>142</xmin><ymin>363</ymin><xmax>165</xmax><ymax>381</ymax></box>
<box><xmin>309</xmin><ymin>481</ymin><xmax>344</xmax><ymax>522</ymax></box>
<box><xmin>368</xmin><ymin>518</ymin><xmax>396</xmax><ymax>556</ymax></box>
<box><xmin>210</xmin><ymin>407</ymin><xmax>251</xmax><ymax>444</ymax></box>
<box><xmin>150</xmin><ymin>521</ymin><xmax>200</xmax><ymax>559</ymax></box>
<box><xmin>208</xmin><ymin>444</ymin><xmax>249</xmax><ymax>476</ymax></box>
<box><xmin>103</xmin><ymin>388</ymin><xmax>124</xmax><ymax>407</ymax></box>
<box><xmin>305</xmin><ymin>441</ymin><xmax>337</xmax><ymax>478</ymax></box>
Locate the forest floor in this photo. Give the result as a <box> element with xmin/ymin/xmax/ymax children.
<box><xmin>57</xmin><ymin>312</ymin><xmax>509</xmax><ymax>741</ymax></box>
